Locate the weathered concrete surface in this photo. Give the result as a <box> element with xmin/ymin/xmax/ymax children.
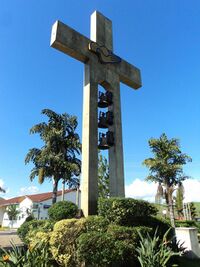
<box><xmin>50</xmin><ymin>13</ymin><xmax>141</xmax><ymax>89</ymax></box>
<box><xmin>51</xmin><ymin>10</ymin><xmax>142</xmax><ymax>216</ymax></box>
<box><xmin>175</xmin><ymin>227</ymin><xmax>200</xmax><ymax>258</ymax></box>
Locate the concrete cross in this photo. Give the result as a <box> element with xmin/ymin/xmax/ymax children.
<box><xmin>50</xmin><ymin>11</ymin><xmax>142</xmax><ymax>216</ymax></box>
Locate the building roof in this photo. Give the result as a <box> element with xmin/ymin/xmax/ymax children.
<box><xmin>0</xmin><ymin>196</ymin><xmax>26</xmax><ymax>207</ymax></box>
<box><xmin>0</xmin><ymin>189</ymin><xmax>76</xmax><ymax>207</ymax></box>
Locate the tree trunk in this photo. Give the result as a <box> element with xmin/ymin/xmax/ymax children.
<box><xmin>52</xmin><ymin>177</ymin><xmax>59</xmax><ymax>204</ymax></box>
<box><xmin>62</xmin><ymin>180</ymin><xmax>65</xmax><ymax>201</ymax></box>
<box><xmin>168</xmin><ymin>190</ymin><xmax>175</xmax><ymax>228</ymax></box>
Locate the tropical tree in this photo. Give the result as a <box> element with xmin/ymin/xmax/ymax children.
<box><xmin>6</xmin><ymin>205</ymin><xmax>20</xmax><ymax>228</ymax></box>
<box><xmin>189</xmin><ymin>202</ymin><xmax>197</xmax><ymax>220</ymax></box>
<box><xmin>175</xmin><ymin>183</ymin><xmax>184</xmax><ymax>219</ymax></box>
<box><xmin>25</xmin><ymin>109</ymin><xmax>81</xmax><ymax>204</ymax></box>
<box><xmin>0</xmin><ymin>187</ymin><xmax>5</xmax><ymax>193</ymax></box>
<box><xmin>98</xmin><ymin>152</ymin><xmax>109</xmax><ymax>198</ymax></box>
<box><xmin>143</xmin><ymin>133</ymin><xmax>191</xmax><ymax>227</ymax></box>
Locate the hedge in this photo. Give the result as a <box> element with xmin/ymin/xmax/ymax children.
<box><xmin>98</xmin><ymin>197</ymin><xmax>158</xmax><ymax>226</ymax></box>
<box><xmin>77</xmin><ymin>225</ymin><xmax>151</xmax><ymax>267</ymax></box>
<box><xmin>48</xmin><ymin>201</ymin><xmax>78</xmax><ymax>222</ymax></box>
<box><xmin>17</xmin><ymin>219</ymin><xmax>54</xmax><ymax>244</ymax></box>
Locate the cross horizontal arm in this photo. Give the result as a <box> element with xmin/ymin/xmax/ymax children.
<box><xmin>50</xmin><ymin>21</ymin><xmax>90</xmax><ymax>63</ymax></box>
<box><xmin>116</xmin><ymin>59</ymin><xmax>142</xmax><ymax>89</ymax></box>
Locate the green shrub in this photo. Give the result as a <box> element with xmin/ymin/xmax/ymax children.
<box><xmin>77</xmin><ymin>225</ymin><xmax>151</xmax><ymax>267</ymax></box>
<box><xmin>17</xmin><ymin>220</ymin><xmax>53</xmax><ymax>244</ymax></box>
<box><xmin>25</xmin><ymin>214</ymin><xmax>35</xmax><ymax>222</ymax></box>
<box><xmin>98</xmin><ymin>197</ymin><xmax>157</xmax><ymax>226</ymax></box>
<box><xmin>132</xmin><ymin>216</ymin><xmax>174</xmax><ymax>240</ymax></box>
<box><xmin>175</xmin><ymin>220</ymin><xmax>197</xmax><ymax>227</ymax></box>
<box><xmin>49</xmin><ymin>218</ymin><xmax>86</xmax><ymax>267</ymax></box>
<box><xmin>48</xmin><ymin>201</ymin><xmax>78</xmax><ymax>222</ymax></box>
<box><xmin>107</xmin><ymin>225</ymin><xmax>152</xmax><ymax>266</ymax></box>
<box><xmin>85</xmin><ymin>215</ymin><xmax>109</xmax><ymax>233</ymax></box>
<box><xmin>77</xmin><ymin>231</ymin><xmax>117</xmax><ymax>267</ymax></box>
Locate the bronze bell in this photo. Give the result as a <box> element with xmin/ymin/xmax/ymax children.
<box><xmin>98</xmin><ymin>111</ymin><xmax>107</xmax><ymax>128</ymax></box>
<box><xmin>98</xmin><ymin>91</ymin><xmax>113</xmax><ymax>108</ymax></box>
<box><xmin>98</xmin><ymin>131</ymin><xmax>114</xmax><ymax>150</ymax></box>
<box><xmin>106</xmin><ymin>111</ymin><xmax>114</xmax><ymax>126</ymax></box>
<box><xmin>106</xmin><ymin>131</ymin><xmax>114</xmax><ymax>146</ymax></box>
<box><xmin>98</xmin><ymin>132</ymin><xmax>110</xmax><ymax>150</ymax></box>
<box><xmin>98</xmin><ymin>111</ymin><xmax>114</xmax><ymax>128</ymax></box>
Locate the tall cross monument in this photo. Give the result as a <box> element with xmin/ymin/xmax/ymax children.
<box><xmin>50</xmin><ymin>11</ymin><xmax>142</xmax><ymax>216</ymax></box>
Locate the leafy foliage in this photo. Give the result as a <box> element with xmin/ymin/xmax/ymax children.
<box><xmin>98</xmin><ymin>152</ymin><xmax>109</xmax><ymax>198</ymax></box>
<box><xmin>189</xmin><ymin>202</ymin><xmax>198</xmax><ymax>220</ymax></box>
<box><xmin>175</xmin><ymin>183</ymin><xmax>184</xmax><ymax>219</ymax></box>
<box><xmin>143</xmin><ymin>133</ymin><xmax>191</xmax><ymax>227</ymax></box>
<box><xmin>24</xmin><ymin>214</ymin><xmax>35</xmax><ymax>222</ymax></box>
<box><xmin>136</xmin><ymin>228</ymin><xmax>179</xmax><ymax>267</ymax></box>
<box><xmin>98</xmin><ymin>197</ymin><xmax>157</xmax><ymax>226</ymax></box>
<box><xmin>6</xmin><ymin>205</ymin><xmax>20</xmax><ymax>221</ymax></box>
<box><xmin>17</xmin><ymin>220</ymin><xmax>54</xmax><ymax>244</ymax></box>
<box><xmin>0</xmin><ymin>241</ymin><xmax>57</xmax><ymax>267</ymax></box>
<box><xmin>77</xmin><ymin>225</ymin><xmax>151</xmax><ymax>267</ymax></box>
<box><xmin>25</xmin><ymin>109</ymin><xmax>81</xmax><ymax>204</ymax></box>
<box><xmin>77</xmin><ymin>231</ymin><xmax>117</xmax><ymax>266</ymax></box>
<box><xmin>48</xmin><ymin>201</ymin><xmax>78</xmax><ymax>221</ymax></box>
<box><xmin>85</xmin><ymin>215</ymin><xmax>109</xmax><ymax>233</ymax></box>
<box><xmin>49</xmin><ymin>218</ymin><xmax>86</xmax><ymax>267</ymax></box>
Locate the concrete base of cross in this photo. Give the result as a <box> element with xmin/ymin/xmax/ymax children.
<box><xmin>175</xmin><ymin>227</ymin><xmax>200</xmax><ymax>258</ymax></box>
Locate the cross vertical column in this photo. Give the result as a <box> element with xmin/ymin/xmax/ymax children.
<box><xmin>91</xmin><ymin>11</ymin><xmax>125</xmax><ymax>197</ymax></box>
<box><xmin>81</xmin><ymin>62</ymin><xmax>98</xmax><ymax>216</ymax></box>
<box><xmin>106</xmin><ymin>71</ymin><xmax>125</xmax><ymax>197</ymax></box>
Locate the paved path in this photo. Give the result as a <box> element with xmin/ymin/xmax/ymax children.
<box><xmin>0</xmin><ymin>230</ymin><xmax>23</xmax><ymax>249</ymax></box>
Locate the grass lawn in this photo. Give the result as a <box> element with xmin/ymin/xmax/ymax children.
<box><xmin>177</xmin><ymin>257</ymin><xmax>200</xmax><ymax>267</ymax></box>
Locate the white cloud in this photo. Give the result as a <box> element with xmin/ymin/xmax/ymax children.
<box><xmin>125</xmin><ymin>178</ymin><xmax>200</xmax><ymax>203</ymax></box>
<box><xmin>0</xmin><ymin>179</ymin><xmax>4</xmax><ymax>188</ymax></box>
<box><xmin>19</xmin><ymin>186</ymin><xmax>40</xmax><ymax>195</ymax></box>
<box><xmin>125</xmin><ymin>178</ymin><xmax>157</xmax><ymax>202</ymax></box>
<box><xmin>183</xmin><ymin>179</ymin><xmax>200</xmax><ymax>202</ymax></box>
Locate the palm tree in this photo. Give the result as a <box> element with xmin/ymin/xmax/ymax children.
<box><xmin>175</xmin><ymin>182</ymin><xmax>184</xmax><ymax>219</ymax></box>
<box><xmin>25</xmin><ymin>109</ymin><xmax>81</xmax><ymax>204</ymax></box>
<box><xmin>143</xmin><ymin>133</ymin><xmax>191</xmax><ymax>227</ymax></box>
<box><xmin>0</xmin><ymin>187</ymin><xmax>6</xmax><ymax>193</ymax></box>
<box><xmin>6</xmin><ymin>205</ymin><xmax>20</xmax><ymax>228</ymax></box>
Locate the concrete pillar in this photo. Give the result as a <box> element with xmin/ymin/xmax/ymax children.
<box><xmin>175</xmin><ymin>227</ymin><xmax>200</xmax><ymax>258</ymax></box>
<box><xmin>81</xmin><ymin>63</ymin><xmax>98</xmax><ymax>216</ymax></box>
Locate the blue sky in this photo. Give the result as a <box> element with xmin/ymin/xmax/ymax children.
<box><xmin>1</xmin><ymin>0</ymin><xmax>200</xmax><ymax>200</ymax></box>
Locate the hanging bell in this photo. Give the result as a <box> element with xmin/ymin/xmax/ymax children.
<box><xmin>98</xmin><ymin>91</ymin><xmax>113</xmax><ymax>108</ymax></box>
<box><xmin>98</xmin><ymin>131</ymin><xmax>115</xmax><ymax>150</ymax></box>
<box><xmin>98</xmin><ymin>132</ymin><xmax>110</xmax><ymax>150</ymax></box>
<box><xmin>98</xmin><ymin>111</ymin><xmax>114</xmax><ymax>128</ymax></box>
<box><xmin>106</xmin><ymin>131</ymin><xmax>114</xmax><ymax>146</ymax></box>
<box><xmin>106</xmin><ymin>111</ymin><xmax>114</xmax><ymax>126</ymax></box>
<box><xmin>98</xmin><ymin>111</ymin><xmax>108</xmax><ymax>128</ymax></box>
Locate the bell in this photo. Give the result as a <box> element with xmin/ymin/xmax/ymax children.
<box><xmin>98</xmin><ymin>91</ymin><xmax>113</xmax><ymax>108</ymax></box>
<box><xmin>106</xmin><ymin>131</ymin><xmax>114</xmax><ymax>146</ymax></box>
<box><xmin>98</xmin><ymin>111</ymin><xmax>114</xmax><ymax>128</ymax></box>
<box><xmin>106</xmin><ymin>111</ymin><xmax>114</xmax><ymax>126</ymax></box>
<box><xmin>98</xmin><ymin>111</ymin><xmax>108</xmax><ymax>128</ymax></box>
<box><xmin>98</xmin><ymin>132</ymin><xmax>110</xmax><ymax>150</ymax></box>
<box><xmin>98</xmin><ymin>131</ymin><xmax>114</xmax><ymax>150</ymax></box>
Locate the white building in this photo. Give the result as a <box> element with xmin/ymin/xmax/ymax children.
<box><xmin>0</xmin><ymin>189</ymin><xmax>80</xmax><ymax>228</ymax></box>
